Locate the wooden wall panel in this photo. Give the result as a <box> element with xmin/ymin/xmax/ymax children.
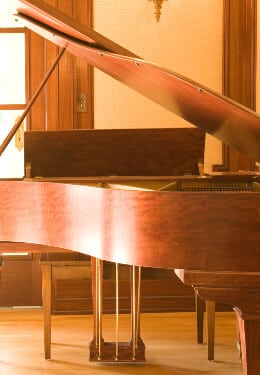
<box><xmin>27</xmin><ymin>0</ymin><xmax>93</xmax><ymax>131</ymax></box>
<box><xmin>51</xmin><ymin>267</ymin><xmax>196</xmax><ymax>315</ymax></box>
<box><xmin>44</xmin><ymin>0</ymin><xmax>59</xmax><ymax>130</ymax></box>
<box><xmin>45</xmin><ymin>39</ymin><xmax>59</xmax><ymax>129</ymax></box>
<box><xmin>219</xmin><ymin>0</ymin><xmax>257</xmax><ymax>171</ymax></box>
<box><xmin>57</xmin><ymin>0</ymin><xmax>74</xmax><ymax>130</ymax></box>
<box><xmin>72</xmin><ymin>0</ymin><xmax>94</xmax><ymax>129</ymax></box>
<box><xmin>0</xmin><ymin>255</ymin><xmax>42</xmax><ymax>307</ymax></box>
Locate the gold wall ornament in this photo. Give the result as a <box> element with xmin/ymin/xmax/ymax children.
<box><xmin>148</xmin><ymin>0</ymin><xmax>167</xmax><ymax>22</ymax></box>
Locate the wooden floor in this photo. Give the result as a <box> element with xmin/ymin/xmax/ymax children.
<box><xmin>0</xmin><ymin>308</ymin><xmax>242</xmax><ymax>374</ymax></box>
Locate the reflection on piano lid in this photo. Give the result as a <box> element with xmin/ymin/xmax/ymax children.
<box><xmin>12</xmin><ymin>0</ymin><xmax>260</xmax><ymax>162</ymax></box>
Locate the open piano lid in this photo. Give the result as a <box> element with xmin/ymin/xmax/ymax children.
<box><xmin>13</xmin><ymin>0</ymin><xmax>260</xmax><ymax>162</ymax></box>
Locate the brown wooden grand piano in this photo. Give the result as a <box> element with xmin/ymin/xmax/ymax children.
<box><xmin>1</xmin><ymin>1</ymin><xmax>260</xmax><ymax>374</ymax></box>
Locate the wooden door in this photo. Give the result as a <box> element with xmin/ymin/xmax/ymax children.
<box><xmin>215</xmin><ymin>0</ymin><xmax>257</xmax><ymax>172</ymax></box>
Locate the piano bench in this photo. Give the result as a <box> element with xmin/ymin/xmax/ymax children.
<box><xmin>175</xmin><ymin>269</ymin><xmax>216</xmax><ymax>361</ymax></box>
<box><xmin>40</xmin><ymin>259</ymin><xmax>92</xmax><ymax>360</ymax></box>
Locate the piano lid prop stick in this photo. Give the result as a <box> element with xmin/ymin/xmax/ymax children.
<box><xmin>115</xmin><ymin>262</ymin><xmax>119</xmax><ymax>361</ymax></box>
<box><xmin>136</xmin><ymin>266</ymin><xmax>141</xmax><ymax>347</ymax></box>
<box><xmin>131</xmin><ymin>265</ymin><xmax>137</xmax><ymax>360</ymax></box>
<box><xmin>0</xmin><ymin>47</ymin><xmax>66</xmax><ymax>157</ymax></box>
<box><xmin>97</xmin><ymin>258</ymin><xmax>103</xmax><ymax>360</ymax></box>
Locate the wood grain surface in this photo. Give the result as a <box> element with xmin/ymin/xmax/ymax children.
<box><xmin>0</xmin><ymin>180</ymin><xmax>259</xmax><ymax>272</ymax></box>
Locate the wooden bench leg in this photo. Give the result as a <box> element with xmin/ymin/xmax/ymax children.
<box><xmin>196</xmin><ymin>293</ymin><xmax>204</xmax><ymax>344</ymax></box>
<box><xmin>41</xmin><ymin>264</ymin><xmax>52</xmax><ymax>359</ymax></box>
<box><xmin>206</xmin><ymin>300</ymin><xmax>215</xmax><ymax>361</ymax></box>
<box><xmin>196</xmin><ymin>293</ymin><xmax>215</xmax><ymax>361</ymax></box>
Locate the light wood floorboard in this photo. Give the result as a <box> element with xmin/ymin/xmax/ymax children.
<box><xmin>0</xmin><ymin>308</ymin><xmax>242</xmax><ymax>374</ymax></box>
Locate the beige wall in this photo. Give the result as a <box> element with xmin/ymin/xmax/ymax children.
<box><xmin>93</xmin><ymin>0</ymin><xmax>223</xmax><ymax>173</ymax></box>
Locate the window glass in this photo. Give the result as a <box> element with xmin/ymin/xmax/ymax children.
<box><xmin>0</xmin><ymin>2</ymin><xmax>19</xmax><ymax>27</ymax></box>
<box><xmin>0</xmin><ymin>33</ymin><xmax>25</xmax><ymax>104</ymax></box>
<box><xmin>0</xmin><ymin>110</ymin><xmax>24</xmax><ymax>177</ymax></box>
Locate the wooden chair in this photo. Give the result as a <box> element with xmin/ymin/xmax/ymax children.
<box><xmin>40</xmin><ymin>255</ymin><xmax>92</xmax><ymax>359</ymax></box>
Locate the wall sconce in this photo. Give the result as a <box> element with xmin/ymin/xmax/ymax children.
<box><xmin>148</xmin><ymin>0</ymin><xmax>167</xmax><ymax>22</ymax></box>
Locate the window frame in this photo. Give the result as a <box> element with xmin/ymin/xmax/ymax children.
<box><xmin>0</xmin><ymin>27</ymin><xmax>26</xmax><ymax>111</ymax></box>
<box><xmin>0</xmin><ymin>26</ymin><xmax>29</xmax><ymax>258</ymax></box>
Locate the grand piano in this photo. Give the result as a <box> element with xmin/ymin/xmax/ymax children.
<box><xmin>1</xmin><ymin>1</ymin><xmax>260</xmax><ymax>374</ymax></box>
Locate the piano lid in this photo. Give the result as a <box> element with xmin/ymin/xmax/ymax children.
<box><xmin>13</xmin><ymin>0</ymin><xmax>260</xmax><ymax>162</ymax></box>
<box><xmin>12</xmin><ymin>0</ymin><xmax>139</xmax><ymax>58</ymax></box>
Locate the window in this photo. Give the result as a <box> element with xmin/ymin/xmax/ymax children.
<box><xmin>0</xmin><ymin>2</ymin><xmax>26</xmax><ymax>178</ymax></box>
<box><xmin>0</xmin><ymin>2</ymin><xmax>28</xmax><ymax>257</ymax></box>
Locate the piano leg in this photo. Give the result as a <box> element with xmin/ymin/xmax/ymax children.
<box><xmin>175</xmin><ymin>270</ymin><xmax>260</xmax><ymax>375</ymax></box>
<box><xmin>236</xmin><ymin>309</ymin><xmax>260</xmax><ymax>375</ymax></box>
<box><xmin>89</xmin><ymin>257</ymin><xmax>145</xmax><ymax>362</ymax></box>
